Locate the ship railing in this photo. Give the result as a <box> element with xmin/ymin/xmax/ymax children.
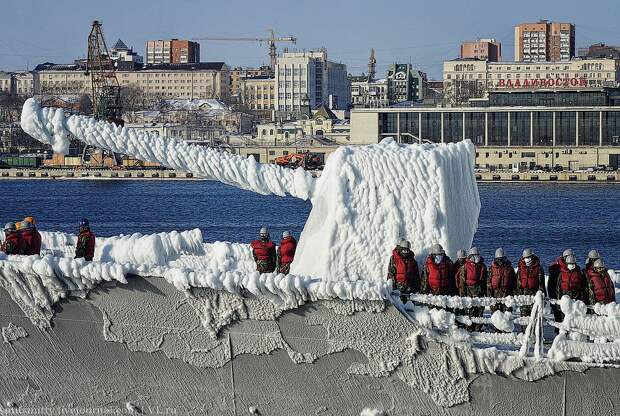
<box><xmin>401</xmin><ymin>291</ymin><xmax>619</xmax><ymax>362</ymax></box>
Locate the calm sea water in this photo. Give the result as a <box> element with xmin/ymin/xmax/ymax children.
<box><xmin>0</xmin><ymin>180</ymin><xmax>619</xmax><ymax>267</ymax></box>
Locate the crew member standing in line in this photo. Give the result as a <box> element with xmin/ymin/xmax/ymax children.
<box><xmin>20</xmin><ymin>220</ymin><xmax>40</xmax><ymax>255</ymax></box>
<box><xmin>516</xmin><ymin>248</ymin><xmax>546</xmax><ymax>326</ymax></box>
<box><xmin>555</xmin><ymin>254</ymin><xmax>586</xmax><ymax>322</ymax></box>
<box><xmin>487</xmin><ymin>248</ymin><xmax>516</xmax><ymax>313</ymax></box>
<box><xmin>23</xmin><ymin>216</ymin><xmax>41</xmax><ymax>255</ymax></box>
<box><xmin>458</xmin><ymin>247</ymin><xmax>487</xmax><ymax>330</ymax></box>
<box><xmin>387</xmin><ymin>239</ymin><xmax>420</xmax><ymax>300</ymax></box>
<box><xmin>75</xmin><ymin>219</ymin><xmax>96</xmax><ymax>261</ymax></box>
<box><xmin>549</xmin><ymin>248</ymin><xmax>574</xmax><ymax>323</ymax></box>
<box><xmin>421</xmin><ymin>244</ymin><xmax>453</xmax><ymax>295</ymax></box>
<box><xmin>1</xmin><ymin>222</ymin><xmax>22</xmax><ymax>255</ymax></box>
<box><xmin>251</xmin><ymin>227</ymin><xmax>277</xmax><ymax>273</ymax></box>
<box><xmin>585</xmin><ymin>259</ymin><xmax>616</xmax><ymax>306</ymax></box>
<box><xmin>277</xmin><ymin>230</ymin><xmax>297</xmax><ymax>274</ymax></box>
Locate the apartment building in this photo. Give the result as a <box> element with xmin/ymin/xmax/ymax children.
<box><xmin>514</xmin><ymin>20</ymin><xmax>575</xmax><ymax>62</ymax></box>
<box><xmin>460</xmin><ymin>39</ymin><xmax>502</xmax><ymax>62</ymax></box>
<box><xmin>275</xmin><ymin>50</ymin><xmax>349</xmax><ymax>113</ymax></box>
<box><xmin>146</xmin><ymin>39</ymin><xmax>200</xmax><ymax>65</ymax></box>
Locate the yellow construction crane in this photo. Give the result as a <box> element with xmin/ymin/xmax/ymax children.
<box><xmin>193</xmin><ymin>29</ymin><xmax>296</xmax><ymax>71</ymax></box>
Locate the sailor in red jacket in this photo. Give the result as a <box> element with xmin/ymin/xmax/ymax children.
<box><xmin>75</xmin><ymin>219</ymin><xmax>96</xmax><ymax>261</ymax></box>
<box><xmin>277</xmin><ymin>230</ymin><xmax>297</xmax><ymax>274</ymax></box>
<box><xmin>516</xmin><ymin>248</ymin><xmax>546</xmax><ymax>321</ymax></box>
<box><xmin>1</xmin><ymin>222</ymin><xmax>22</xmax><ymax>255</ymax></box>
<box><xmin>585</xmin><ymin>259</ymin><xmax>615</xmax><ymax>306</ymax></box>
<box><xmin>458</xmin><ymin>247</ymin><xmax>487</xmax><ymax>330</ymax></box>
<box><xmin>250</xmin><ymin>227</ymin><xmax>277</xmax><ymax>273</ymax></box>
<box><xmin>387</xmin><ymin>239</ymin><xmax>420</xmax><ymax>299</ymax></box>
<box><xmin>20</xmin><ymin>219</ymin><xmax>41</xmax><ymax>256</ymax></box>
<box><xmin>421</xmin><ymin>244</ymin><xmax>454</xmax><ymax>295</ymax></box>
<box><xmin>549</xmin><ymin>248</ymin><xmax>574</xmax><ymax>324</ymax></box>
<box><xmin>487</xmin><ymin>248</ymin><xmax>516</xmax><ymax>312</ymax></box>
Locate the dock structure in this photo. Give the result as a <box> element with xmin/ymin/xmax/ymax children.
<box><xmin>1</xmin><ymin>168</ymin><xmax>619</xmax><ymax>182</ymax></box>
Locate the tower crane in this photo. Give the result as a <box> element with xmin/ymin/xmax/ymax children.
<box><xmin>193</xmin><ymin>29</ymin><xmax>296</xmax><ymax>71</ymax></box>
<box><xmin>85</xmin><ymin>20</ymin><xmax>123</xmax><ymax>126</ymax></box>
<box><xmin>83</xmin><ymin>20</ymin><xmax>122</xmax><ymax>166</ymax></box>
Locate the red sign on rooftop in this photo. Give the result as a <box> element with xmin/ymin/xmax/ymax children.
<box><xmin>496</xmin><ymin>77</ymin><xmax>587</xmax><ymax>89</ymax></box>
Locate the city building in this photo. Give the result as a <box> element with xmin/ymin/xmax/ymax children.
<box><xmin>443</xmin><ymin>58</ymin><xmax>620</xmax><ymax>104</ymax></box>
<box><xmin>578</xmin><ymin>43</ymin><xmax>620</xmax><ymax>60</ymax></box>
<box><xmin>0</xmin><ymin>71</ymin><xmax>34</xmax><ymax>96</ymax></box>
<box><xmin>110</xmin><ymin>39</ymin><xmax>144</xmax><ymax>70</ymax></box>
<box><xmin>124</xmin><ymin>98</ymin><xmax>255</xmax><ymax>139</ymax></box>
<box><xmin>349</xmin><ymin>88</ymin><xmax>620</xmax><ymax>171</ymax></box>
<box><xmin>460</xmin><ymin>39</ymin><xmax>502</xmax><ymax>62</ymax></box>
<box><xmin>238</xmin><ymin>76</ymin><xmax>275</xmax><ymax>118</ymax></box>
<box><xmin>255</xmin><ymin>105</ymin><xmax>350</xmax><ymax>145</ymax></box>
<box><xmin>145</xmin><ymin>39</ymin><xmax>200</xmax><ymax>65</ymax></box>
<box><xmin>350</xmin><ymin>78</ymin><xmax>389</xmax><ymax>108</ymax></box>
<box><xmin>514</xmin><ymin>20</ymin><xmax>575</xmax><ymax>62</ymax></box>
<box><xmin>0</xmin><ymin>72</ymin><xmax>13</xmax><ymax>94</ymax></box>
<box><xmin>34</xmin><ymin>62</ymin><xmax>230</xmax><ymax>101</ymax></box>
<box><xmin>230</xmin><ymin>66</ymin><xmax>272</xmax><ymax>97</ymax></box>
<box><xmin>275</xmin><ymin>49</ymin><xmax>349</xmax><ymax>115</ymax></box>
<box><xmin>386</xmin><ymin>64</ymin><xmax>426</xmax><ymax>103</ymax></box>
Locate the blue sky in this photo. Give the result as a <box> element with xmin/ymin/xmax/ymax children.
<box><xmin>1</xmin><ymin>0</ymin><xmax>620</xmax><ymax>78</ymax></box>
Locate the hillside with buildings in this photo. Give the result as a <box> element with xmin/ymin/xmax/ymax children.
<box><xmin>1</xmin><ymin>19</ymin><xmax>620</xmax><ymax>174</ymax></box>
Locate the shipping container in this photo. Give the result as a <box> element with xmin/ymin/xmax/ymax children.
<box><xmin>0</xmin><ymin>156</ymin><xmax>42</xmax><ymax>168</ymax></box>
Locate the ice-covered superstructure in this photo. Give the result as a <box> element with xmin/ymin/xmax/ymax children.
<box><xmin>20</xmin><ymin>98</ymin><xmax>480</xmax><ymax>281</ymax></box>
<box><xmin>292</xmin><ymin>139</ymin><xmax>480</xmax><ymax>280</ymax></box>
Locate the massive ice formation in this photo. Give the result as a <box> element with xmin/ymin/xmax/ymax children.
<box><xmin>20</xmin><ymin>99</ymin><xmax>315</xmax><ymax>199</ymax></box>
<box><xmin>292</xmin><ymin>139</ymin><xmax>480</xmax><ymax>279</ymax></box>
<box><xmin>20</xmin><ymin>99</ymin><xmax>480</xmax><ymax>281</ymax></box>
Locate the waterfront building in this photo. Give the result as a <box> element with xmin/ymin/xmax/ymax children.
<box><xmin>255</xmin><ymin>105</ymin><xmax>350</xmax><ymax>145</ymax></box>
<box><xmin>275</xmin><ymin>49</ymin><xmax>349</xmax><ymax>115</ymax></box>
<box><xmin>349</xmin><ymin>88</ymin><xmax>620</xmax><ymax>171</ymax></box>
<box><xmin>514</xmin><ymin>20</ymin><xmax>575</xmax><ymax>62</ymax></box>
<box><xmin>460</xmin><ymin>39</ymin><xmax>502</xmax><ymax>62</ymax></box>
<box><xmin>145</xmin><ymin>39</ymin><xmax>200</xmax><ymax>65</ymax></box>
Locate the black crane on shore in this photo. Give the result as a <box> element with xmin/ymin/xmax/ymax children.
<box><xmin>85</xmin><ymin>20</ymin><xmax>123</xmax><ymax>126</ymax></box>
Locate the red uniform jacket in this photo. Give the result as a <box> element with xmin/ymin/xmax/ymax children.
<box><xmin>278</xmin><ymin>237</ymin><xmax>297</xmax><ymax>265</ymax></box>
<box><xmin>21</xmin><ymin>229</ymin><xmax>41</xmax><ymax>255</ymax></box>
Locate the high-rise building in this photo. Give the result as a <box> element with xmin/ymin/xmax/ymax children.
<box><xmin>460</xmin><ymin>39</ymin><xmax>502</xmax><ymax>62</ymax></box>
<box><xmin>514</xmin><ymin>20</ymin><xmax>575</xmax><ymax>62</ymax></box>
<box><xmin>275</xmin><ymin>49</ymin><xmax>349</xmax><ymax>113</ymax></box>
<box><xmin>386</xmin><ymin>64</ymin><xmax>427</xmax><ymax>103</ymax></box>
<box><xmin>146</xmin><ymin>39</ymin><xmax>200</xmax><ymax>65</ymax></box>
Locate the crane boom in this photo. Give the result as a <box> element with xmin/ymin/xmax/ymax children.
<box><xmin>192</xmin><ymin>29</ymin><xmax>296</xmax><ymax>70</ymax></box>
